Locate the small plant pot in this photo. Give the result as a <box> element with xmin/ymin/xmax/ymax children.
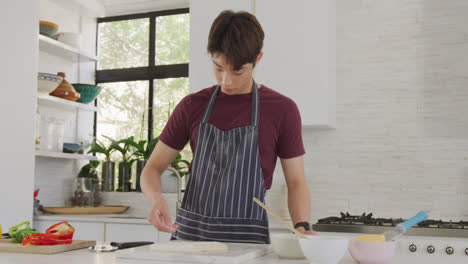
<box><xmin>101</xmin><ymin>161</ymin><xmax>115</xmax><ymax>192</ymax></box>
<box><xmin>135</xmin><ymin>160</ymin><xmax>147</xmax><ymax>192</ymax></box>
<box><xmin>117</xmin><ymin>161</ymin><xmax>132</xmax><ymax>192</ymax></box>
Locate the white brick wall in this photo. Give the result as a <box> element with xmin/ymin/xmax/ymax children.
<box><xmin>267</xmin><ymin>0</ymin><xmax>468</xmax><ymax>223</ymax></box>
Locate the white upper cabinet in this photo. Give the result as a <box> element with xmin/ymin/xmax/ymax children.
<box><xmin>189</xmin><ymin>0</ymin><xmax>336</xmax><ymax>128</ymax></box>
<box><xmin>255</xmin><ymin>0</ymin><xmax>336</xmax><ymax>128</ymax></box>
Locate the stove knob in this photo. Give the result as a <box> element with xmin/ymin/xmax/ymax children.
<box><xmin>446</xmin><ymin>247</ymin><xmax>454</xmax><ymax>255</ymax></box>
<box><xmin>465</xmin><ymin>248</ymin><xmax>468</xmax><ymax>255</ymax></box>
<box><xmin>427</xmin><ymin>245</ymin><xmax>435</xmax><ymax>254</ymax></box>
<box><xmin>409</xmin><ymin>244</ymin><xmax>417</xmax><ymax>252</ymax></box>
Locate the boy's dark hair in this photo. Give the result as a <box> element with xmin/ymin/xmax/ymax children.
<box><xmin>207</xmin><ymin>10</ymin><xmax>264</xmax><ymax>71</ymax></box>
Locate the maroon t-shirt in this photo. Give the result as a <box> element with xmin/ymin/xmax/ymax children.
<box><xmin>159</xmin><ymin>84</ymin><xmax>305</xmax><ymax>189</ymax></box>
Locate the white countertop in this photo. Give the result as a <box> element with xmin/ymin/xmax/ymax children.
<box><xmin>2</xmin><ymin>248</ymin><xmax>467</xmax><ymax>264</ymax></box>
<box><xmin>0</xmin><ymin>247</ymin><xmax>342</xmax><ymax>264</ymax></box>
<box><xmin>2</xmin><ymin>244</ymin><xmax>466</xmax><ymax>264</ymax></box>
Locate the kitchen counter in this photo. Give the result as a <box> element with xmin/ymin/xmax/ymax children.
<box><xmin>1</xmin><ymin>245</ymin><xmax>466</xmax><ymax>264</ymax></box>
<box><xmin>0</xmin><ymin>247</ymin><xmax>335</xmax><ymax>264</ymax></box>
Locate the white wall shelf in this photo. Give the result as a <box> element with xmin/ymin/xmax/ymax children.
<box><xmin>35</xmin><ymin>150</ymin><xmax>97</xmax><ymax>160</ymax></box>
<box><xmin>39</xmin><ymin>34</ymin><xmax>98</xmax><ymax>62</ymax></box>
<box><xmin>37</xmin><ymin>94</ymin><xmax>97</xmax><ymax>112</ymax></box>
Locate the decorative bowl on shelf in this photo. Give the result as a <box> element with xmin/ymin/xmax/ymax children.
<box><xmin>72</xmin><ymin>84</ymin><xmax>101</xmax><ymax>104</ymax></box>
<box><xmin>63</xmin><ymin>143</ymin><xmax>82</xmax><ymax>154</ymax></box>
<box><xmin>39</xmin><ymin>20</ymin><xmax>59</xmax><ymax>37</ymax></box>
<box><xmin>37</xmin><ymin>72</ymin><xmax>63</xmax><ymax>94</ymax></box>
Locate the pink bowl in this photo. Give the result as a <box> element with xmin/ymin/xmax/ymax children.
<box><xmin>348</xmin><ymin>240</ymin><xmax>396</xmax><ymax>264</ymax></box>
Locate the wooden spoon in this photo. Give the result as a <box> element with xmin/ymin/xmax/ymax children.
<box><xmin>253</xmin><ymin>197</ymin><xmax>308</xmax><ymax>239</ymax></box>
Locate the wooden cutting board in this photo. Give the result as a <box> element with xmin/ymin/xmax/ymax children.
<box><xmin>0</xmin><ymin>239</ymin><xmax>95</xmax><ymax>254</ymax></box>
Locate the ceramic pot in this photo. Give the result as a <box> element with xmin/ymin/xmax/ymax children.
<box><xmin>49</xmin><ymin>72</ymin><xmax>80</xmax><ymax>101</ymax></box>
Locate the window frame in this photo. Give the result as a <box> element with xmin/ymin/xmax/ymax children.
<box><xmin>95</xmin><ymin>8</ymin><xmax>190</xmax><ymax>142</ymax></box>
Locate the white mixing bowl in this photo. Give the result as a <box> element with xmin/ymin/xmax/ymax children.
<box><xmin>299</xmin><ymin>235</ymin><xmax>349</xmax><ymax>264</ymax></box>
<box><xmin>271</xmin><ymin>233</ymin><xmax>305</xmax><ymax>259</ymax></box>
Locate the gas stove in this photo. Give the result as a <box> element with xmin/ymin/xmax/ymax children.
<box><xmin>313</xmin><ymin>212</ymin><xmax>468</xmax><ymax>262</ymax></box>
<box><xmin>313</xmin><ymin>212</ymin><xmax>468</xmax><ymax>238</ymax></box>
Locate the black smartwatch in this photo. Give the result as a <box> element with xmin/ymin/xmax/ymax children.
<box><xmin>294</xmin><ymin>221</ymin><xmax>311</xmax><ymax>231</ymax></box>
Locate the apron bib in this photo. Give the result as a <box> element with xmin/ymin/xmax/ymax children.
<box><xmin>172</xmin><ymin>81</ymin><xmax>270</xmax><ymax>244</ymax></box>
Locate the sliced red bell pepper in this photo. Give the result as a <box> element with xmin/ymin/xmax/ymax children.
<box><xmin>45</xmin><ymin>221</ymin><xmax>75</xmax><ymax>239</ymax></box>
<box><xmin>34</xmin><ymin>189</ymin><xmax>40</xmax><ymax>201</ymax></box>
<box><xmin>22</xmin><ymin>233</ymin><xmax>72</xmax><ymax>246</ymax></box>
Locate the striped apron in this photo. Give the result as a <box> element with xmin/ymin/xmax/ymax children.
<box><xmin>172</xmin><ymin>81</ymin><xmax>270</xmax><ymax>244</ymax></box>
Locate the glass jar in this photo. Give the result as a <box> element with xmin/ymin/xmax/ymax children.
<box><xmin>72</xmin><ymin>178</ymin><xmax>89</xmax><ymax>206</ymax></box>
<box><xmin>54</xmin><ymin>118</ymin><xmax>65</xmax><ymax>152</ymax></box>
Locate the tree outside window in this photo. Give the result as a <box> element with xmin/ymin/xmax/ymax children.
<box><xmin>96</xmin><ymin>9</ymin><xmax>190</xmax><ymax>164</ymax></box>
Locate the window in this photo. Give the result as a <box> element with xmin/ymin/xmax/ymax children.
<box><xmin>155</xmin><ymin>14</ymin><xmax>190</xmax><ymax>66</ymax></box>
<box><xmin>96</xmin><ymin>9</ymin><xmax>190</xmax><ymax>162</ymax></box>
<box><xmin>97</xmin><ymin>81</ymin><xmax>148</xmax><ymax>143</ymax></box>
<box><xmin>98</xmin><ymin>18</ymin><xmax>149</xmax><ymax>70</ymax></box>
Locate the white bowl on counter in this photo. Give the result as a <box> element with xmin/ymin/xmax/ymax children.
<box><xmin>299</xmin><ymin>235</ymin><xmax>349</xmax><ymax>264</ymax></box>
<box><xmin>271</xmin><ymin>233</ymin><xmax>305</xmax><ymax>259</ymax></box>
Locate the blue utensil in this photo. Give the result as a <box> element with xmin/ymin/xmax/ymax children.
<box><xmin>383</xmin><ymin>211</ymin><xmax>428</xmax><ymax>241</ymax></box>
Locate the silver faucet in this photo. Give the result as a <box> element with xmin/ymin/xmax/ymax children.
<box><xmin>165</xmin><ymin>166</ymin><xmax>182</xmax><ymax>211</ymax></box>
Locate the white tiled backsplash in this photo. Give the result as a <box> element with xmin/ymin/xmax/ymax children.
<box><xmin>36</xmin><ymin>0</ymin><xmax>468</xmax><ymax>223</ymax></box>
<box><xmin>266</xmin><ymin>0</ymin><xmax>468</xmax><ymax>223</ymax></box>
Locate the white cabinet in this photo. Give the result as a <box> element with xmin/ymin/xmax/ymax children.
<box><xmin>33</xmin><ymin>219</ymin><xmax>162</xmax><ymax>243</ymax></box>
<box><xmin>104</xmin><ymin>223</ymin><xmax>158</xmax><ymax>243</ymax></box>
<box><xmin>189</xmin><ymin>0</ymin><xmax>336</xmax><ymax>128</ymax></box>
<box><xmin>33</xmin><ymin>220</ymin><xmax>105</xmax><ymax>241</ymax></box>
<box><xmin>255</xmin><ymin>0</ymin><xmax>336</xmax><ymax>128</ymax></box>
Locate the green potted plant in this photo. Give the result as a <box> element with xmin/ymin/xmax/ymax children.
<box><xmin>78</xmin><ymin>160</ymin><xmax>100</xmax><ymax>179</ymax></box>
<box><xmin>107</xmin><ymin>136</ymin><xmax>136</xmax><ymax>192</ymax></box>
<box><xmin>88</xmin><ymin>137</ymin><xmax>115</xmax><ymax>192</ymax></box>
<box><xmin>130</xmin><ymin>136</ymin><xmax>159</xmax><ymax>192</ymax></box>
<box><xmin>171</xmin><ymin>153</ymin><xmax>190</xmax><ymax>179</ymax></box>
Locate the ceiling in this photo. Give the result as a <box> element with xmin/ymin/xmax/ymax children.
<box><xmin>101</xmin><ymin>0</ymin><xmax>189</xmax><ymax>16</ymax></box>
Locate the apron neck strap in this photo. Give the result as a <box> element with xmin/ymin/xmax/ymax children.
<box><xmin>201</xmin><ymin>79</ymin><xmax>259</xmax><ymax>127</ymax></box>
